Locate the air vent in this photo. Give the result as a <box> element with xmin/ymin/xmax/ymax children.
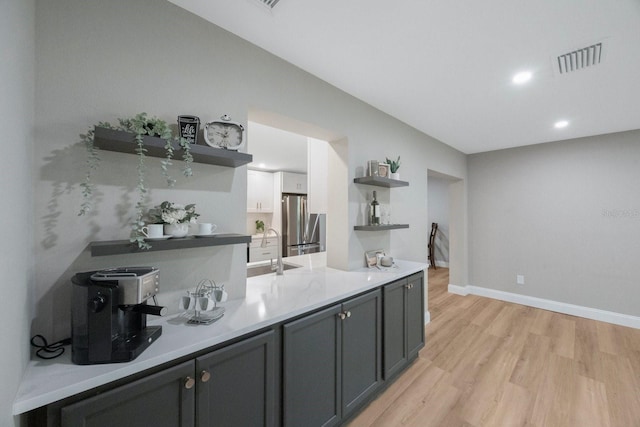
<box><xmin>256</xmin><ymin>0</ymin><xmax>280</xmax><ymax>8</ymax></box>
<box><xmin>557</xmin><ymin>43</ymin><xmax>602</xmax><ymax>74</ymax></box>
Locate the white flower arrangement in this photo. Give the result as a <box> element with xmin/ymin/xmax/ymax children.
<box><xmin>147</xmin><ymin>201</ymin><xmax>200</xmax><ymax>225</ymax></box>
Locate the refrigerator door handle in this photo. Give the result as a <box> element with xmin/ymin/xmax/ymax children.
<box><xmin>302</xmin><ymin>196</ymin><xmax>310</xmax><ymax>242</ymax></box>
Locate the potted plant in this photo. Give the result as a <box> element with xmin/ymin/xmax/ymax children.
<box><xmin>386</xmin><ymin>156</ymin><xmax>401</xmax><ymax>180</ymax></box>
<box><xmin>146</xmin><ymin>201</ymin><xmax>200</xmax><ymax>238</ymax></box>
<box><xmin>255</xmin><ymin>219</ymin><xmax>265</xmax><ymax>234</ymax></box>
<box><xmin>79</xmin><ymin>112</ymin><xmax>195</xmax><ymax>249</ymax></box>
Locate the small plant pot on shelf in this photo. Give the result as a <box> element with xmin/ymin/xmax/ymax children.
<box><xmin>390</xmin><ymin>172</ymin><xmax>400</xmax><ymax>180</ymax></box>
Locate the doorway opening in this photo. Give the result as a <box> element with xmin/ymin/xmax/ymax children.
<box><xmin>246</xmin><ymin>109</ymin><xmax>348</xmax><ymax>269</ymax></box>
<box><xmin>427</xmin><ymin>170</ymin><xmax>464</xmax><ymax>316</ymax></box>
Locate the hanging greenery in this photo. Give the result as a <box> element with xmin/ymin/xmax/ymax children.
<box><xmin>79</xmin><ymin>112</ymin><xmax>194</xmax><ymax>249</ymax></box>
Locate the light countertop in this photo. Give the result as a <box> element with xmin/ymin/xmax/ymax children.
<box><xmin>13</xmin><ymin>252</ymin><xmax>427</xmax><ymax>415</ymax></box>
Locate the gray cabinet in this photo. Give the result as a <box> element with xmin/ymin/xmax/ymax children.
<box><xmin>383</xmin><ymin>271</ymin><xmax>425</xmax><ymax>379</ymax></box>
<box><xmin>282</xmin><ymin>290</ymin><xmax>381</xmax><ymax>427</ymax></box>
<box><xmin>406</xmin><ymin>272</ymin><xmax>425</xmax><ymax>360</ymax></box>
<box><xmin>196</xmin><ymin>330</ymin><xmax>276</xmax><ymax>427</ymax></box>
<box><xmin>341</xmin><ymin>291</ymin><xmax>383</xmax><ymax>415</ymax></box>
<box><xmin>61</xmin><ymin>361</ymin><xmax>195</xmax><ymax>427</ymax></box>
<box><xmin>60</xmin><ymin>330</ymin><xmax>276</xmax><ymax>427</ymax></box>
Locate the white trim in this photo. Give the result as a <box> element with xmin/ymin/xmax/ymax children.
<box><xmin>424</xmin><ymin>310</ymin><xmax>431</xmax><ymax>325</ymax></box>
<box><xmin>448</xmin><ymin>284</ymin><xmax>640</xmax><ymax>329</ymax></box>
<box><xmin>447</xmin><ymin>284</ymin><xmax>469</xmax><ymax>296</ymax></box>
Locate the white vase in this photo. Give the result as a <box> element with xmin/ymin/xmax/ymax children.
<box><xmin>164</xmin><ymin>223</ymin><xmax>189</xmax><ymax>238</ymax></box>
<box><xmin>390</xmin><ymin>172</ymin><xmax>400</xmax><ymax>180</ymax></box>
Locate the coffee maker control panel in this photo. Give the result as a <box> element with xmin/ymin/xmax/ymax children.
<box><xmin>90</xmin><ymin>267</ymin><xmax>160</xmax><ymax>305</ymax></box>
<box><xmin>140</xmin><ymin>273</ymin><xmax>159</xmax><ymax>301</ymax></box>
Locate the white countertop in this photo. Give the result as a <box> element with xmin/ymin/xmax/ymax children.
<box><xmin>13</xmin><ymin>253</ymin><xmax>426</xmax><ymax>415</ymax></box>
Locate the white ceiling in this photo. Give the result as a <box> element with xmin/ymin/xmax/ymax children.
<box><xmin>247</xmin><ymin>121</ymin><xmax>308</xmax><ymax>173</ymax></box>
<box><xmin>169</xmin><ymin>0</ymin><xmax>640</xmax><ymax>154</ymax></box>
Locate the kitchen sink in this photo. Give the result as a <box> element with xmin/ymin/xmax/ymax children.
<box><xmin>247</xmin><ymin>262</ymin><xmax>301</xmax><ymax>278</ymax></box>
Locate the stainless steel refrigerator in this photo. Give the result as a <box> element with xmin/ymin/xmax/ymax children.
<box><xmin>282</xmin><ymin>193</ymin><xmax>325</xmax><ymax>257</ymax></box>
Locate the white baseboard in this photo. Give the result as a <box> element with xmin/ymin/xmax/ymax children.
<box><xmin>430</xmin><ymin>261</ymin><xmax>449</xmax><ymax>268</ymax></box>
<box><xmin>447</xmin><ymin>284</ymin><xmax>640</xmax><ymax>329</ymax></box>
<box><xmin>447</xmin><ymin>284</ymin><xmax>469</xmax><ymax>296</ymax></box>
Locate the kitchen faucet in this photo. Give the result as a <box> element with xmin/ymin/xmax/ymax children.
<box><xmin>261</xmin><ymin>228</ymin><xmax>283</xmax><ymax>275</ymax></box>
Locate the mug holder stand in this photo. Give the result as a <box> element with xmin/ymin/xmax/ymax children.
<box><xmin>184</xmin><ymin>279</ymin><xmax>226</xmax><ymax>325</ymax></box>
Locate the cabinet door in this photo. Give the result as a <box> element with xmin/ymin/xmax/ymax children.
<box><xmin>406</xmin><ymin>272</ymin><xmax>425</xmax><ymax>359</ymax></box>
<box><xmin>342</xmin><ymin>290</ymin><xmax>382</xmax><ymax>416</ymax></box>
<box><xmin>281</xmin><ymin>172</ymin><xmax>307</xmax><ymax>194</ymax></box>
<box><xmin>196</xmin><ymin>330</ymin><xmax>276</xmax><ymax>427</ymax></box>
<box><xmin>61</xmin><ymin>361</ymin><xmax>195</xmax><ymax>427</ymax></box>
<box><xmin>283</xmin><ymin>305</ymin><xmax>342</xmax><ymax>427</ymax></box>
<box><xmin>383</xmin><ymin>278</ymin><xmax>408</xmax><ymax>379</ymax></box>
<box><xmin>248</xmin><ymin>170</ymin><xmax>274</xmax><ymax>212</ymax></box>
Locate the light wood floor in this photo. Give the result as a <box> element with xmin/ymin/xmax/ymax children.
<box><xmin>347</xmin><ymin>267</ymin><xmax>640</xmax><ymax>427</ymax></box>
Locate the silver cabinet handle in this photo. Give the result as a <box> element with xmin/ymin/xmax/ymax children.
<box><xmin>200</xmin><ymin>370</ymin><xmax>211</xmax><ymax>383</ymax></box>
<box><xmin>346</xmin><ymin>311</ymin><xmax>352</xmax><ymax>318</ymax></box>
<box><xmin>184</xmin><ymin>376</ymin><xmax>196</xmax><ymax>389</ymax></box>
<box><xmin>338</xmin><ymin>312</ymin><xmax>346</xmax><ymax>320</ymax></box>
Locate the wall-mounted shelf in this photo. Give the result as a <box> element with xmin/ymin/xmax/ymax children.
<box><xmin>90</xmin><ymin>234</ymin><xmax>251</xmax><ymax>257</ymax></box>
<box><xmin>94</xmin><ymin>127</ymin><xmax>253</xmax><ymax>168</ymax></box>
<box><xmin>353</xmin><ymin>176</ymin><xmax>409</xmax><ymax>188</ymax></box>
<box><xmin>354</xmin><ymin>224</ymin><xmax>409</xmax><ymax>231</ymax></box>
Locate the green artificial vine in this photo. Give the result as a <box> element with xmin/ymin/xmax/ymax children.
<box><xmin>79</xmin><ymin>112</ymin><xmax>194</xmax><ymax>249</ymax></box>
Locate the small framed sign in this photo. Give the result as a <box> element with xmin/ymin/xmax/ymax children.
<box><xmin>378</xmin><ymin>163</ymin><xmax>390</xmax><ymax>178</ymax></box>
<box><xmin>365</xmin><ymin>249</ymin><xmax>385</xmax><ymax>268</ymax></box>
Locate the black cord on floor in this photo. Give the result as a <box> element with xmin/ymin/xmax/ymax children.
<box><xmin>30</xmin><ymin>334</ymin><xmax>71</xmax><ymax>360</ymax></box>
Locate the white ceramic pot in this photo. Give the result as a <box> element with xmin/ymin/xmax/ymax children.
<box><xmin>390</xmin><ymin>172</ymin><xmax>400</xmax><ymax>180</ymax></box>
<box><xmin>164</xmin><ymin>223</ymin><xmax>189</xmax><ymax>238</ymax></box>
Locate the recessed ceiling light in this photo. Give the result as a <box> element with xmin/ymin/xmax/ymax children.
<box><xmin>258</xmin><ymin>163</ymin><xmax>266</xmax><ymax>168</ymax></box>
<box><xmin>512</xmin><ymin>71</ymin><xmax>532</xmax><ymax>84</ymax></box>
<box><xmin>554</xmin><ymin>120</ymin><xmax>569</xmax><ymax>129</ymax></box>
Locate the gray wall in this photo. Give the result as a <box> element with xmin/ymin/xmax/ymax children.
<box><xmin>1</xmin><ymin>0</ymin><xmax>35</xmax><ymax>425</ymax></box>
<box><xmin>468</xmin><ymin>130</ymin><xmax>640</xmax><ymax>316</ymax></box>
<box><xmin>33</xmin><ymin>0</ymin><xmax>467</xmax><ymax>344</ymax></box>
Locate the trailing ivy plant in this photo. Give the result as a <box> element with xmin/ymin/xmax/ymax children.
<box><xmin>79</xmin><ymin>112</ymin><xmax>194</xmax><ymax>249</ymax></box>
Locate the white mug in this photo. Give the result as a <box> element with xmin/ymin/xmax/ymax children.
<box><xmin>179</xmin><ymin>296</ymin><xmax>196</xmax><ymax>310</ymax></box>
<box><xmin>141</xmin><ymin>224</ymin><xmax>164</xmax><ymax>238</ymax></box>
<box><xmin>198</xmin><ymin>223</ymin><xmax>218</xmax><ymax>235</ymax></box>
<box><xmin>214</xmin><ymin>289</ymin><xmax>228</xmax><ymax>303</ymax></box>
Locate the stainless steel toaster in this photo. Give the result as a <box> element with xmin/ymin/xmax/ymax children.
<box><xmin>90</xmin><ymin>266</ymin><xmax>159</xmax><ymax>305</ymax></box>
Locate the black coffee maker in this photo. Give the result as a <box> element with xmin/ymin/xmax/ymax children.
<box><xmin>71</xmin><ymin>267</ymin><xmax>167</xmax><ymax>365</ymax></box>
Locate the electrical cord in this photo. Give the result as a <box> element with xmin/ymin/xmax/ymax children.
<box><xmin>30</xmin><ymin>334</ymin><xmax>71</xmax><ymax>360</ymax></box>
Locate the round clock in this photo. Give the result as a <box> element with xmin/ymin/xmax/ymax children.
<box><xmin>203</xmin><ymin>115</ymin><xmax>245</xmax><ymax>150</ymax></box>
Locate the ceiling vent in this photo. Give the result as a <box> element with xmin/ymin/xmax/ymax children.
<box><xmin>255</xmin><ymin>0</ymin><xmax>280</xmax><ymax>9</ymax></box>
<box><xmin>557</xmin><ymin>42</ymin><xmax>602</xmax><ymax>74</ymax></box>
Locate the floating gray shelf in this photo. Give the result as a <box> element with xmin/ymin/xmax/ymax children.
<box><xmin>353</xmin><ymin>176</ymin><xmax>409</xmax><ymax>188</ymax></box>
<box><xmin>354</xmin><ymin>224</ymin><xmax>409</xmax><ymax>231</ymax></box>
<box><xmin>90</xmin><ymin>234</ymin><xmax>251</xmax><ymax>257</ymax></box>
<box><xmin>94</xmin><ymin>127</ymin><xmax>253</xmax><ymax>168</ymax></box>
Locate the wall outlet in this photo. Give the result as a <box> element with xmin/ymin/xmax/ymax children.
<box><xmin>516</xmin><ymin>275</ymin><xmax>525</xmax><ymax>285</ymax></box>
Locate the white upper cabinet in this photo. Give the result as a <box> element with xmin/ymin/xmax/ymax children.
<box><xmin>247</xmin><ymin>170</ymin><xmax>274</xmax><ymax>212</ymax></box>
<box><xmin>281</xmin><ymin>172</ymin><xmax>307</xmax><ymax>194</ymax></box>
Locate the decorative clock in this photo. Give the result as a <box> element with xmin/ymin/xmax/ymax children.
<box><xmin>203</xmin><ymin>115</ymin><xmax>245</xmax><ymax>150</ymax></box>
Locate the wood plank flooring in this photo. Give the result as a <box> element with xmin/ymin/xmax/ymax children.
<box><xmin>347</xmin><ymin>268</ymin><xmax>640</xmax><ymax>427</ymax></box>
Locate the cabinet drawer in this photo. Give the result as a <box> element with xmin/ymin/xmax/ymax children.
<box><xmin>249</xmin><ymin>238</ymin><xmax>277</xmax><ymax>248</ymax></box>
<box><xmin>250</xmin><ymin>246</ymin><xmax>278</xmax><ymax>262</ymax></box>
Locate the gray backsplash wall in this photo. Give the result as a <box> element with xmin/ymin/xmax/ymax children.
<box><xmin>468</xmin><ymin>130</ymin><xmax>640</xmax><ymax>316</ymax></box>
<box><xmin>33</xmin><ymin>0</ymin><xmax>467</xmax><ymax>340</ymax></box>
